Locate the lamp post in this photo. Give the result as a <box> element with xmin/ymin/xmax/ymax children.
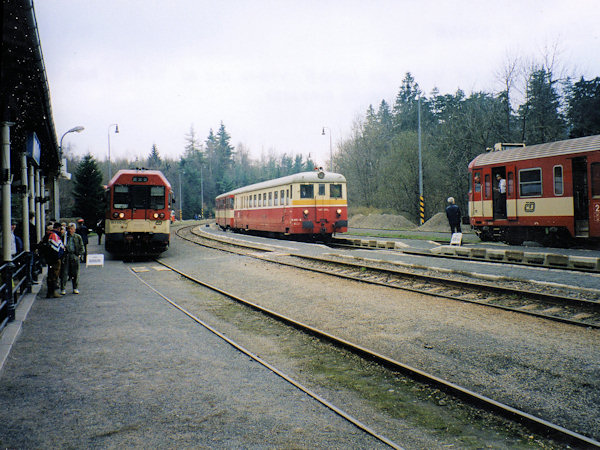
<box><xmin>321</xmin><ymin>126</ymin><xmax>332</xmax><ymax>171</ymax></box>
<box><xmin>57</xmin><ymin>126</ymin><xmax>84</xmax><ymax>219</ymax></box>
<box><xmin>107</xmin><ymin>123</ymin><xmax>119</xmax><ymax>181</ymax></box>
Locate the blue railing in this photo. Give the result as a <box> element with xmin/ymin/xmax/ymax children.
<box><xmin>0</xmin><ymin>251</ymin><xmax>33</xmax><ymax>333</ymax></box>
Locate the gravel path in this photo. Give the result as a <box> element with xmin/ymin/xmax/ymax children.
<box><xmin>164</xmin><ymin>228</ymin><xmax>600</xmax><ymax>441</ymax></box>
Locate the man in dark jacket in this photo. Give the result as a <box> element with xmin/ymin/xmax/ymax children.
<box><xmin>445</xmin><ymin>197</ymin><xmax>462</xmax><ymax>234</ymax></box>
<box><xmin>76</xmin><ymin>218</ymin><xmax>89</xmax><ymax>263</ymax></box>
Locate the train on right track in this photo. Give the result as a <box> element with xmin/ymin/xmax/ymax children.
<box><xmin>468</xmin><ymin>134</ymin><xmax>600</xmax><ymax>246</ymax></box>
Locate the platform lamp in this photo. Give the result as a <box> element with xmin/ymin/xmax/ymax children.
<box><xmin>321</xmin><ymin>126</ymin><xmax>332</xmax><ymax>171</ymax></box>
<box><xmin>57</xmin><ymin>126</ymin><xmax>85</xmax><ymax>219</ymax></box>
<box><xmin>107</xmin><ymin>123</ymin><xmax>119</xmax><ymax>181</ymax></box>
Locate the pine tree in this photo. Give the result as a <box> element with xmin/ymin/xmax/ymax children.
<box><xmin>147</xmin><ymin>144</ymin><xmax>162</xmax><ymax>169</ymax></box>
<box><xmin>73</xmin><ymin>154</ymin><xmax>105</xmax><ymax>225</ymax></box>
<box><xmin>567</xmin><ymin>77</ymin><xmax>600</xmax><ymax>138</ymax></box>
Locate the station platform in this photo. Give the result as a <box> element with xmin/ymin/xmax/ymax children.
<box><xmin>0</xmin><ymin>242</ymin><xmax>382</xmax><ymax>448</ymax></box>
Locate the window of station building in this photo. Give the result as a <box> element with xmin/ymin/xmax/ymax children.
<box><xmin>113</xmin><ymin>185</ymin><xmax>129</xmax><ymax>209</ymax></box>
<box><xmin>553</xmin><ymin>165</ymin><xmax>564</xmax><ymax>196</ymax></box>
<box><xmin>592</xmin><ymin>163</ymin><xmax>600</xmax><ymax>198</ymax></box>
<box><xmin>519</xmin><ymin>168</ymin><xmax>542</xmax><ymax>197</ymax></box>
<box><xmin>330</xmin><ymin>184</ymin><xmax>342</xmax><ymax>198</ymax></box>
<box><xmin>274</xmin><ymin>191</ymin><xmax>278</xmax><ymax>206</ymax></box>
<box><xmin>268</xmin><ymin>192</ymin><xmax>273</xmax><ymax>206</ymax></box>
<box><xmin>318</xmin><ymin>184</ymin><xmax>325</xmax><ymax>196</ymax></box>
<box><xmin>300</xmin><ymin>184</ymin><xmax>314</xmax><ymax>199</ymax></box>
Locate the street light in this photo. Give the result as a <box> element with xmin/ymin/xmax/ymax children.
<box><xmin>57</xmin><ymin>126</ymin><xmax>84</xmax><ymax>219</ymax></box>
<box><xmin>107</xmin><ymin>123</ymin><xmax>119</xmax><ymax>180</ymax></box>
<box><xmin>321</xmin><ymin>126</ymin><xmax>332</xmax><ymax>171</ymax></box>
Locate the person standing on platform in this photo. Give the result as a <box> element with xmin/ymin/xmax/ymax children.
<box><xmin>60</xmin><ymin>223</ymin><xmax>84</xmax><ymax>295</ymax></box>
<box><xmin>76</xmin><ymin>218</ymin><xmax>89</xmax><ymax>263</ymax></box>
<box><xmin>40</xmin><ymin>222</ymin><xmax>65</xmax><ymax>298</ymax></box>
<box><xmin>445</xmin><ymin>197</ymin><xmax>462</xmax><ymax>234</ymax></box>
<box><xmin>96</xmin><ymin>218</ymin><xmax>104</xmax><ymax>245</ymax></box>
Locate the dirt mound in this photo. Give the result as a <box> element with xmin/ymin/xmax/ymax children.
<box><xmin>418</xmin><ymin>212</ymin><xmax>450</xmax><ymax>232</ymax></box>
<box><xmin>349</xmin><ymin>214</ymin><xmax>416</xmax><ymax>230</ymax></box>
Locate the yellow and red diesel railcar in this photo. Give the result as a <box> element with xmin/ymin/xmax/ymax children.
<box><xmin>105</xmin><ymin>169</ymin><xmax>173</xmax><ymax>256</ymax></box>
<box><xmin>216</xmin><ymin>169</ymin><xmax>348</xmax><ymax>237</ymax></box>
<box><xmin>468</xmin><ymin>134</ymin><xmax>600</xmax><ymax>245</ymax></box>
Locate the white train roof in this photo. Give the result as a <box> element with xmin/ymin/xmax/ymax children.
<box><xmin>470</xmin><ymin>134</ymin><xmax>600</xmax><ymax>167</ymax></box>
<box><xmin>217</xmin><ymin>171</ymin><xmax>346</xmax><ymax>198</ymax></box>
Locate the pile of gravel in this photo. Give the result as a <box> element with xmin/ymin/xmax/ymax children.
<box><xmin>349</xmin><ymin>214</ymin><xmax>416</xmax><ymax>230</ymax></box>
<box><xmin>418</xmin><ymin>212</ymin><xmax>450</xmax><ymax>232</ymax></box>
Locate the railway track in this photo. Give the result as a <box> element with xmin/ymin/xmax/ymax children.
<box><xmin>152</xmin><ymin>238</ymin><xmax>599</xmax><ymax>448</ymax></box>
<box><xmin>176</xmin><ymin>225</ymin><xmax>600</xmax><ymax>329</ymax></box>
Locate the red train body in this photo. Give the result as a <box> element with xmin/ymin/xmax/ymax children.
<box><xmin>468</xmin><ymin>135</ymin><xmax>600</xmax><ymax>245</ymax></box>
<box><xmin>105</xmin><ymin>169</ymin><xmax>173</xmax><ymax>256</ymax></box>
<box><xmin>216</xmin><ymin>169</ymin><xmax>348</xmax><ymax>237</ymax></box>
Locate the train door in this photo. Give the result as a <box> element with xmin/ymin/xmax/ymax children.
<box><xmin>590</xmin><ymin>162</ymin><xmax>600</xmax><ymax>237</ymax></box>
<box><xmin>316</xmin><ymin>183</ymin><xmax>327</xmax><ymax>224</ymax></box>
<box><xmin>572</xmin><ymin>157</ymin><xmax>589</xmax><ymax>237</ymax></box>
<box><xmin>470</xmin><ymin>170</ymin><xmax>483</xmax><ymax>219</ymax></box>
<box><xmin>505</xmin><ymin>166</ymin><xmax>517</xmax><ymax>220</ymax></box>
<box><xmin>283</xmin><ymin>185</ymin><xmax>292</xmax><ymax>233</ymax></box>
<box><xmin>491</xmin><ymin>167</ymin><xmax>507</xmax><ymax>220</ymax></box>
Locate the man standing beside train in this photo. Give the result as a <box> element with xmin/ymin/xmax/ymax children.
<box><xmin>496</xmin><ymin>173</ymin><xmax>507</xmax><ymax>217</ymax></box>
<box><xmin>445</xmin><ymin>197</ymin><xmax>462</xmax><ymax>235</ymax></box>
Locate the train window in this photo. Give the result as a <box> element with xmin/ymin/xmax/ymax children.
<box><xmin>473</xmin><ymin>172</ymin><xmax>481</xmax><ymax>193</ymax></box>
<box><xmin>592</xmin><ymin>163</ymin><xmax>600</xmax><ymax>198</ymax></box>
<box><xmin>318</xmin><ymin>184</ymin><xmax>325</xmax><ymax>196</ymax></box>
<box><xmin>150</xmin><ymin>186</ymin><xmax>165</xmax><ymax>209</ymax></box>
<box><xmin>268</xmin><ymin>192</ymin><xmax>272</xmax><ymax>206</ymax></box>
<box><xmin>330</xmin><ymin>184</ymin><xmax>342</xmax><ymax>198</ymax></box>
<box><xmin>274</xmin><ymin>191</ymin><xmax>278</xmax><ymax>206</ymax></box>
<box><xmin>280</xmin><ymin>190</ymin><xmax>285</xmax><ymax>205</ymax></box>
<box><xmin>253</xmin><ymin>194</ymin><xmax>257</xmax><ymax>207</ymax></box>
<box><xmin>113</xmin><ymin>185</ymin><xmax>129</xmax><ymax>209</ymax></box>
<box><xmin>553</xmin><ymin>166</ymin><xmax>564</xmax><ymax>196</ymax></box>
<box><xmin>484</xmin><ymin>174</ymin><xmax>491</xmax><ymax>198</ymax></box>
<box><xmin>507</xmin><ymin>172</ymin><xmax>514</xmax><ymax>195</ymax></box>
<box><xmin>300</xmin><ymin>184</ymin><xmax>314</xmax><ymax>199</ymax></box>
<box><xmin>519</xmin><ymin>168</ymin><xmax>542</xmax><ymax>197</ymax></box>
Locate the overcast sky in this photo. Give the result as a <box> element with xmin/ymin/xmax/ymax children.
<box><xmin>35</xmin><ymin>0</ymin><xmax>600</xmax><ymax>168</ymax></box>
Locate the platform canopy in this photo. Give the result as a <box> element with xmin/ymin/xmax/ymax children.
<box><xmin>1</xmin><ymin>0</ymin><xmax>59</xmax><ymax>176</ymax></box>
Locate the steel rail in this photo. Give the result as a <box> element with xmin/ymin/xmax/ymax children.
<box><xmin>177</xmin><ymin>226</ymin><xmax>600</xmax><ymax>329</ymax></box>
<box><xmin>131</xmin><ymin>266</ymin><xmax>402</xmax><ymax>450</ymax></box>
<box><xmin>257</xmin><ymin>253</ymin><xmax>600</xmax><ymax>329</ymax></box>
<box><xmin>155</xmin><ymin>257</ymin><xmax>600</xmax><ymax>449</ymax></box>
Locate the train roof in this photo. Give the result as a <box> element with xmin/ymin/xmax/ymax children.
<box><xmin>108</xmin><ymin>169</ymin><xmax>171</xmax><ymax>188</ymax></box>
<box><xmin>469</xmin><ymin>134</ymin><xmax>600</xmax><ymax>168</ymax></box>
<box><xmin>217</xmin><ymin>171</ymin><xmax>347</xmax><ymax>198</ymax></box>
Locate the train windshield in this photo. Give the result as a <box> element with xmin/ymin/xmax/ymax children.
<box><xmin>113</xmin><ymin>185</ymin><xmax>166</xmax><ymax>209</ymax></box>
<box><xmin>300</xmin><ymin>184</ymin><xmax>314</xmax><ymax>199</ymax></box>
<box><xmin>330</xmin><ymin>184</ymin><xmax>343</xmax><ymax>198</ymax></box>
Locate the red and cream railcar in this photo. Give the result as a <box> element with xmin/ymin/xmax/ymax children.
<box><xmin>105</xmin><ymin>169</ymin><xmax>173</xmax><ymax>256</ymax></box>
<box><xmin>216</xmin><ymin>169</ymin><xmax>348</xmax><ymax>237</ymax></box>
<box><xmin>468</xmin><ymin>134</ymin><xmax>600</xmax><ymax>245</ymax></box>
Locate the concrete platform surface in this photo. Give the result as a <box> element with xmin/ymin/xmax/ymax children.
<box><xmin>0</xmin><ymin>243</ymin><xmax>383</xmax><ymax>448</ymax></box>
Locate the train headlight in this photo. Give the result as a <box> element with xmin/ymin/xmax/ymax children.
<box><xmin>159</xmin><ymin>212</ymin><xmax>165</xmax><ymax>219</ymax></box>
<box><xmin>303</xmin><ymin>209</ymin><xmax>309</xmax><ymax>217</ymax></box>
<box><xmin>153</xmin><ymin>213</ymin><xmax>159</xmax><ymax>219</ymax></box>
<box><xmin>336</xmin><ymin>208</ymin><xmax>342</xmax><ymax>216</ymax></box>
<box><xmin>118</xmin><ymin>212</ymin><xmax>125</xmax><ymax>219</ymax></box>
<box><xmin>113</xmin><ymin>212</ymin><xmax>119</xmax><ymax>218</ymax></box>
